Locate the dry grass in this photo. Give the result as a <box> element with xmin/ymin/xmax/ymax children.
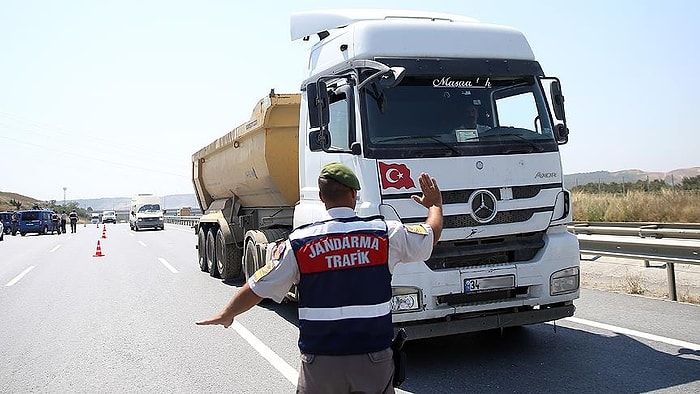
<box><xmin>573</xmin><ymin>190</ymin><xmax>700</xmax><ymax>223</ymax></box>
<box><xmin>678</xmin><ymin>288</ymin><xmax>700</xmax><ymax>304</ymax></box>
<box><xmin>622</xmin><ymin>272</ymin><xmax>647</xmax><ymax>295</ymax></box>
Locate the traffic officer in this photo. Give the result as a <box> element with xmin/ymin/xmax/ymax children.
<box><xmin>68</xmin><ymin>210</ymin><xmax>78</xmax><ymax>233</ymax></box>
<box><xmin>196</xmin><ymin>162</ymin><xmax>443</xmax><ymax>393</ymax></box>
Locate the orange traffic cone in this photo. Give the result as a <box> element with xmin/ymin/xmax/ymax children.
<box><xmin>93</xmin><ymin>240</ymin><xmax>105</xmax><ymax>257</ymax></box>
<box><xmin>101</xmin><ymin>227</ymin><xmax>107</xmax><ymax>239</ymax></box>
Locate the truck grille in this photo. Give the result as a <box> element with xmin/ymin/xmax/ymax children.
<box><xmin>425</xmin><ymin>231</ymin><xmax>545</xmax><ymax>270</ymax></box>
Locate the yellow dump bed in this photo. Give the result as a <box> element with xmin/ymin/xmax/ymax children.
<box><xmin>192</xmin><ymin>92</ymin><xmax>301</xmax><ymax>211</ymax></box>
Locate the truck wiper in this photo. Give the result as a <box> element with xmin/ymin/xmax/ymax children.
<box><xmin>464</xmin><ymin>129</ymin><xmax>544</xmax><ymax>152</ymax></box>
<box><xmin>374</xmin><ymin>135</ymin><xmax>460</xmax><ymax>155</ymax></box>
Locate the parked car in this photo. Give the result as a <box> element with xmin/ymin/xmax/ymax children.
<box><xmin>0</xmin><ymin>211</ymin><xmax>12</xmax><ymax>234</ymax></box>
<box><xmin>101</xmin><ymin>210</ymin><xmax>117</xmax><ymax>224</ymax></box>
<box><xmin>17</xmin><ymin>209</ymin><xmax>61</xmax><ymax>236</ymax></box>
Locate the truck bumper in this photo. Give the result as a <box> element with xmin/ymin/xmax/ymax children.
<box><xmin>394</xmin><ymin>302</ymin><xmax>575</xmax><ymax>340</ymax></box>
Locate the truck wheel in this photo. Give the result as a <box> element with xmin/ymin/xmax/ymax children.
<box><xmin>206</xmin><ymin>230</ymin><xmax>220</xmax><ymax>278</ymax></box>
<box><xmin>243</xmin><ymin>238</ymin><xmax>259</xmax><ymax>281</ymax></box>
<box><xmin>198</xmin><ymin>228</ymin><xmax>208</xmax><ymax>272</ymax></box>
<box><xmin>243</xmin><ymin>230</ymin><xmax>270</xmax><ymax>281</ymax></box>
<box><xmin>216</xmin><ymin>229</ymin><xmax>242</xmax><ymax>281</ymax></box>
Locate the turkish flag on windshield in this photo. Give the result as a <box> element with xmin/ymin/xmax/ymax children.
<box><xmin>379</xmin><ymin>162</ymin><xmax>416</xmax><ymax>190</ymax></box>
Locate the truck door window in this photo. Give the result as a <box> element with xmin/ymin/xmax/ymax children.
<box><xmin>328</xmin><ymin>93</ymin><xmax>350</xmax><ymax>150</ymax></box>
<box><xmin>495</xmin><ymin>93</ymin><xmax>536</xmax><ymax>130</ymax></box>
<box><xmin>493</xmin><ymin>86</ymin><xmax>553</xmax><ymax>138</ymax></box>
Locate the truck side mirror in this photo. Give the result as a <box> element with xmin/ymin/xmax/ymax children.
<box><xmin>550</xmin><ymin>80</ymin><xmax>566</xmax><ymax>121</ymax></box>
<box><xmin>309</xmin><ymin>129</ymin><xmax>331</xmax><ymax>151</ymax></box>
<box><xmin>307</xmin><ymin>81</ymin><xmax>330</xmax><ymax>129</ymax></box>
<box><xmin>554</xmin><ymin>124</ymin><xmax>569</xmax><ymax>144</ymax></box>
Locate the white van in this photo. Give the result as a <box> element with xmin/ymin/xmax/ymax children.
<box><xmin>101</xmin><ymin>210</ymin><xmax>117</xmax><ymax>224</ymax></box>
<box><xmin>129</xmin><ymin>194</ymin><xmax>164</xmax><ymax>231</ymax></box>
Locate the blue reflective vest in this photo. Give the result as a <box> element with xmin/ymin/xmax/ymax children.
<box><xmin>290</xmin><ymin>215</ymin><xmax>392</xmax><ymax>355</ymax></box>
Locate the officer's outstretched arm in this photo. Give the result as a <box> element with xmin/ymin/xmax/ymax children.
<box><xmin>195</xmin><ymin>283</ymin><xmax>263</xmax><ymax>328</ymax></box>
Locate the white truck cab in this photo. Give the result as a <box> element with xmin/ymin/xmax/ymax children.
<box><xmin>293</xmin><ymin>10</ymin><xmax>578</xmax><ymax>338</ymax></box>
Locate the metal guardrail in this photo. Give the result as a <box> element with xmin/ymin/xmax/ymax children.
<box><xmin>569</xmin><ymin>221</ymin><xmax>700</xmax><ymax>240</ymax></box>
<box><xmin>568</xmin><ymin>222</ymin><xmax>700</xmax><ymax>301</ymax></box>
<box><xmin>164</xmin><ymin>215</ymin><xmax>200</xmax><ymax>228</ymax></box>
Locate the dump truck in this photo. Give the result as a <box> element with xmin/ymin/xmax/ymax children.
<box><xmin>193</xmin><ymin>9</ymin><xmax>580</xmax><ymax>339</ymax></box>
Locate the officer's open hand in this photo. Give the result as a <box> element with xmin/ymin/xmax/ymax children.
<box><xmin>195</xmin><ymin>313</ymin><xmax>234</xmax><ymax>329</ymax></box>
<box><xmin>411</xmin><ymin>173</ymin><xmax>442</xmax><ymax>209</ymax></box>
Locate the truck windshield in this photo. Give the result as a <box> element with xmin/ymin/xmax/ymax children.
<box><xmin>361</xmin><ymin>74</ymin><xmax>558</xmax><ymax>159</ymax></box>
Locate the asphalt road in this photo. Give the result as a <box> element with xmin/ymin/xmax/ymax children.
<box><xmin>1</xmin><ymin>223</ymin><xmax>698</xmax><ymax>393</ymax></box>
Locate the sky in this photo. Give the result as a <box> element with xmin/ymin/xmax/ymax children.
<box><xmin>1</xmin><ymin>0</ymin><xmax>699</xmax><ymax>201</ymax></box>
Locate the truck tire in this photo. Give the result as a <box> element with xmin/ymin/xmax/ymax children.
<box><xmin>198</xmin><ymin>228</ymin><xmax>208</xmax><ymax>272</ymax></box>
<box><xmin>243</xmin><ymin>230</ymin><xmax>276</xmax><ymax>280</ymax></box>
<box><xmin>243</xmin><ymin>238</ymin><xmax>260</xmax><ymax>281</ymax></box>
<box><xmin>206</xmin><ymin>230</ymin><xmax>220</xmax><ymax>278</ymax></box>
<box><xmin>216</xmin><ymin>229</ymin><xmax>242</xmax><ymax>281</ymax></box>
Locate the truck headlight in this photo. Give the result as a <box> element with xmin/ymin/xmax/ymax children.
<box><xmin>391</xmin><ymin>287</ymin><xmax>422</xmax><ymax>313</ymax></box>
<box><xmin>550</xmin><ymin>267</ymin><xmax>579</xmax><ymax>295</ymax></box>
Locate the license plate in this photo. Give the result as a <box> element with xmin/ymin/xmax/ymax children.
<box><xmin>464</xmin><ymin>275</ymin><xmax>515</xmax><ymax>293</ymax></box>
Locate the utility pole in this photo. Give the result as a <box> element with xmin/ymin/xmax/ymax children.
<box><xmin>63</xmin><ymin>187</ymin><xmax>67</xmax><ymax>205</ymax></box>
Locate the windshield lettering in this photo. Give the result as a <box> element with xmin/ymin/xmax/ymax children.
<box><xmin>433</xmin><ymin>77</ymin><xmax>491</xmax><ymax>89</ymax></box>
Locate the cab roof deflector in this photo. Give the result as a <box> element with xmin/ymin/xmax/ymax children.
<box><xmin>290</xmin><ymin>9</ymin><xmax>478</xmax><ymax>41</ymax></box>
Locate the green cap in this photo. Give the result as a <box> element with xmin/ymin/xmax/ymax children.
<box><xmin>319</xmin><ymin>162</ymin><xmax>361</xmax><ymax>190</ymax></box>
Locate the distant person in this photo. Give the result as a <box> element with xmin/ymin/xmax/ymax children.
<box><xmin>60</xmin><ymin>211</ymin><xmax>68</xmax><ymax>234</ymax></box>
<box><xmin>51</xmin><ymin>213</ymin><xmax>61</xmax><ymax>234</ymax></box>
<box><xmin>69</xmin><ymin>210</ymin><xmax>78</xmax><ymax>233</ymax></box>
<box><xmin>11</xmin><ymin>211</ymin><xmax>19</xmax><ymax>236</ymax></box>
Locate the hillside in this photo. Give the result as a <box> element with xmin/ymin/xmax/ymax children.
<box><xmin>563</xmin><ymin>167</ymin><xmax>700</xmax><ymax>190</ymax></box>
<box><xmin>0</xmin><ymin>192</ymin><xmax>198</xmax><ymax>212</ymax></box>
<box><xmin>72</xmin><ymin>194</ymin><xmax>199</xmax><ymax>211</ymax></box>
<box><xmin>0</xmin><ymin>191</ymin><xmax>42</xmax><ymax>212</ymax></box>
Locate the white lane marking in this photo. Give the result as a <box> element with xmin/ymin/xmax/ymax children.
<box><xmin>231</xmin><ymin>320</ymin><xmax>413</xmax><ymax>393</ymax></box>
<box><xmin>5</xmin><ymin>266</ymin><xmax>35</xmax><ymax>287</ymax></box>
<box><xmin>50</xmin><ymin>245</ymin><xmax>61</xmax><ymax>252</ymax></box>
<box><xmin>138</xmin><ymin>241</ymin><xmax>147</xmax><ymax>247</ymax></box>
<box><xmin>157</xmin><ymin>258</ymin><xmax>178</xmax><ymax>273</ymax></box>
<box><xmin>563</xmin><ymin>316</ymin><xmax>700</xmax><ymax>351</ymax></box>
<box><xmin>232</xmin><ymin>321</ymin><xmax>299</xmax><ymax>386</ymax></box>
